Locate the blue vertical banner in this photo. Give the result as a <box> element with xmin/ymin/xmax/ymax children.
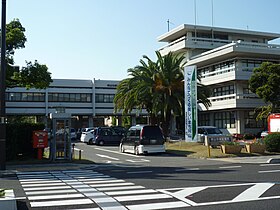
<box><xmin>184</xmin><ymin>66</ymin><xmax>198</xmax><ymax>142</ymax></box>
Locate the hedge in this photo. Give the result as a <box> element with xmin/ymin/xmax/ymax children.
<box><xmin>264</xmin><ymin>133</ymin><xmax>280</xmax><ymax>152</ymax></box>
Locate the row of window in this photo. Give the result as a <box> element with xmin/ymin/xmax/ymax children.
<box><xmin>6</xmin><ymin>92</ymin><xmax>93</xmax><ymax>102</ymax></box>
<box><xmin>5</xmin><ymin>92</ymin><xmax>119</xmax><ymax>103</ymax></box>
<box><xmin>212</xmin><ymin>85</ymin><xmax>234</xmax><ymax>97</ymax></box>
<box><xmin>199</xmin><ymin>111</ymin><xmax>264</xmax><ymax>129</ymax></box>
<box><xmin>199</xmin><ymin>112</ymin><xmax>235</xmax><ymax>129</ymax></box>
<box><xmin>200</xmin><ymin>60</ymin><xmax>235</xmax><ymax>78</ymax></box>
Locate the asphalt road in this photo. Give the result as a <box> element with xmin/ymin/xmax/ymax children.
<box><xmin>75</xmin><ymin>142</ymin><xmax>280</xmax><ymax>210</ymax></box>
<box><xmin>2</xmin><ymin>142</ymin><xmax>280</xmax><ymax>210</ymax></box>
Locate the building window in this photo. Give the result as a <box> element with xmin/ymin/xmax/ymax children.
<box><xmin>214</xmin><ymin>112</ymin><xmax>235</xmax><ymax>129</ymax></box>
<box><xmin>199</xmin><ymin>113</ymin><xmax>210</xmax><ymax>126</ymax></box>
<box><xmin>213</xmin><ymin>85</ymin><xmax>234</xmax><ymax>97</ymax></box>
<box><xmin>48</xmin><ymin>93</ymin><xmax>92</xmax><ymax>102</ymax></box>
<box><xmin>95</xmin><ymin>94</ymin><xmax>115</xmax><ymax>103</ymax></box>
<box><xmin>5</xmin><ymin>92</ymin><xmax>45</xmax><ymax>102</ymax></box>
<box><xmin>244</xmin><ymin>111</ymin><xmax>264</xmax><ymax>128</ymax></box>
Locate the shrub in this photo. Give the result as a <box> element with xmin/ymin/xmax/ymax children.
<box><xmin>264</xmin><ymin>133</ymin><xmax>280</xmax><ymax>152</ymax></box>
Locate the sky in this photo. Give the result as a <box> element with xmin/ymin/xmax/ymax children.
<box><xmin>6</xmin><ymin>0</ymin><xmax>280</xmax><ymax>81</ymax></box>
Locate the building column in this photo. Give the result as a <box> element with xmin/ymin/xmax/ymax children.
<box><xmin>89</xmin><ymin>116</ymin><xmax>94</xmax><ymax>127</ymax></box>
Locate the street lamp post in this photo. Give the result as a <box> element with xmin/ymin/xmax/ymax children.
<box><xmin>0</xmin><ymin>0</ymin><xmax>6</xmax><ymax>170</ymax></box>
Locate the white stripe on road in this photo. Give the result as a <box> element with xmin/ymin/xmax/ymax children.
<box><xmin>260</xmin><ymin>163</ymin><xmax>280</xmax><ymax>167</ymax></box>
<box><xmin>90</xmin><ymin>182</ymin><xmax>134</xmax><ymax>188</ymax></box>
<box><xmin>232</xmin><ymin>183</ymin><xmax>275</xmax><ymax>202</ymax></box>
<box><xmin>30</xmin><ymin>198</ymin><xmax>93</xmax><ymax>207</ymax></box>
<box><xmin>24</xmin><ymin>186</ymin><xmax>72</xmax><ymax>191</ymax></box>
<box><xmin>25</xmin><ymin>189</ymin><xmax>77</xmax><ymax>195</ymax></box>
<box><xmin>94</xmin><ymin>147</ymin><xmax>141</xmax><ymax>157</ymax></box>
<box><xmin>97</xmin><ymin>185</ymin><xmax>145</xmax><ymax>191</ymax></box>
<box><xmin>83</xmin><ymin>179</ymin><xmax>125</xmax><ymax>184</ymax></box>
<box><xmin>22</xmin><ymin>182</ymin><xmax>66</xmax><ymax>187</ymax></box>
<box><xmin>258</xmin><ymin>169</ymin><xmax>280</xmax><ymax>173</ymax></box>
<box><xmin>29</xmin><ymin>193</ymin><xmax>84</xmax><ymax>201</ymax></box>
<box><xmin>106</xmin><ymin>189</ymin><xmax>157</xmax><ymax>196</ymax></box>
<box><xmin>126</xmin><ymin>201</ymin><xmax>189</xmax><ymax>210</ymax></box>
<box><xmin>115</xmin><ymin>193</ymin><xmax>172</xmax><ymax>202</ymax></box>
<box><xmin>219</xmin><ymin>166</ymin><xmax>242</xmax><ymax>169</ymax></box>
<box><xmin>96</xmin><ymin>154</ymin><xmax>120</xmax><ymax>160</ymax></box>
<box><xmin>20</xmin><ymin>180</ymin><xmax>61</xmax><ymax>184</ymax></box>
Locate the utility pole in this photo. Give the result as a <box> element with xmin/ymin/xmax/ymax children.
<box><xmin>0</xmin><ymin>0</ymin><xmax>6</xmax><ymax>170</ymax></box>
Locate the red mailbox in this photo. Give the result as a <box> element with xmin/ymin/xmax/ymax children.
<box><xmin>33</xmin><ymin>130</ymin><xmax>48</xmax><ymax>159</ymax></box>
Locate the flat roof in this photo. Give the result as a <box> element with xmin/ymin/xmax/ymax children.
<box><xmin>158</xmin><ymin>24</ymin><xmax>280</xmax><ymax>42</ymax></box>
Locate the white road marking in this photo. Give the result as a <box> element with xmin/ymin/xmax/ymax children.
<box><xmin>20</xmin><ymin>180</ymin><xmax>62</xmax><ymax>184</ymax></box>
<box><xmin>28</xmin><ymin>193</ymin><xmax>84</xmax><ymax>200</ymax></box>
<box><xmin>106</xmin><ymin>189</ymin><xmax>157</xmax><ymax>196</ymax></box>
<box><xmin>90</xmin><ymin>182</ymin><xmax>134</xmax><ymax>188</ymax></box>
<box><xmin>258</xmin><ymin>169</ymin><xmax>280</xmax><ymax>173</ymax></box>
<box><xmin>96</xmin><ymin>154</ymin><xmax>120</xmax><ymax>160</ymax></box>
<box><xmin>260</xmin><ymin>163</ymin><xmax>280</xmax><ymax>167</ymax></box>
<box><xmin>22</xmin><ymin>182</ymin><xmax>66</xmax><ymax>187</ymax></box>
<box><xmin>94</xmin><ymin>147</ymin><xmax>141</xmax><ymax>157</ymax></box>
<box><xmin>126</xmin><ymin>159</ymin><xmax>150</xmax><ymax>163</ymax></box>
<box><xmin>83</xmin><ymin>179</ymin><xmax>125</xmax><ymax>184</ymax></box>
<box><xmin>30</xmin><ymin>198</ymin><xmax>93</xmax><ymax>207</ymax></box>
<box><xmin>126</xmin><ymin>201</ymin><xmax>189</xmax><ymax>210</ymax></box>
<box><xmin>219</xmin><ymin>165</ymin><xmax>242</xmax><ymax>169</ymax></box>
<box><xmin>115</xmin><ymin>193</ymin><xmax>172</xmax><ymax>202</ymax></box>
<box><xmin>232</xmin><ymin>183</ymin><xmax>275</xmax><ymax>202</ymax></box>
<box><xmin>97</xmin><ymin>185</ymin><xmax>145</xmax><ymax>191</ymax></box>
<box><xmin>24</xmin><ymin>186</ymin><xmax>72</xmax><ymax>191</ymax></box>
<box><xmin>25</xmin><ymin>189</ymin><xmax>77</xmax><ymax>195</ymax></box>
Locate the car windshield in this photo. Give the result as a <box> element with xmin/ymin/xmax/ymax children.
<box><xmin>205</xmin><ymin>128</ymin><xmax>222</xmax><ymax>134</ymax></box>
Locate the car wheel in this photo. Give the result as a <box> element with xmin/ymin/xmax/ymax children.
<box><xmin>98</xmin><ymin>140</ymin><xmax>104</xmax><ymax>146</ymax></box>
<box><xmin>89</xmin><ymin>139</ymin><xmax>93</xmax><ymax>145</ymax></box>
<box><xmin>134</xmin><ymin>146</ymin><xmax>139</xmax><ymax>155</ymax></box>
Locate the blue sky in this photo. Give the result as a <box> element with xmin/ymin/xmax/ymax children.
<box><xmin>6</xmin><ymin>0</ymin><xmax>280</xmax><ymax>80</ymax></box>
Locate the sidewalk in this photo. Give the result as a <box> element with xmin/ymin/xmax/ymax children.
<box><xmin>208</xmin><ymin>155</ymin><xmax>280</xmax><ymax>164</ymax></box>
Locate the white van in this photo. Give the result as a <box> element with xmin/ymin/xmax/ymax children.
<box><xmin>119</xmin><ymin>125</ymin><xmax>165</xmax><ymax>155</ymax></box>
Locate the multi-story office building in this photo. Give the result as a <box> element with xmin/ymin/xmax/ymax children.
<box><xmin>5</xmin><ymin>79</ymin><xmax>126</xmax><ymax>128</ymax></box>
<box><xmin>158</xmin><ymin>24</ymin><xmax>280</xmax><ymax>135</ymax></box>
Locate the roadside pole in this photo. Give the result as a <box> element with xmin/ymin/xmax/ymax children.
<box><xmin>0</xmin><ymin>0</ymin><xmax>6</xmax><ymax>171</ymax></box>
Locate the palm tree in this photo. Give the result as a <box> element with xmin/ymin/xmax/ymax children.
<box><xmin>114</xmin><ymin>51</ymin><xmax>211</xmax><ymax>136</ymax></box>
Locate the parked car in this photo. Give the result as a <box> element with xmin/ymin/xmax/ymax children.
<box><xmin>94</xmin><ymin>127</ymin><xmax>123</xmax><ymax>146</ymax></box>
<box><xmin>78</xmin><ymin>127</ymin><xmax>94</xmax><ymax>140</ymax></box>
<box><xmin>197</xmin><ymin>126</ymin><xmax>232</xmax><ymax>147</ymax></box>
<box><xmin>120</xmin><ymin>125</ymin><xmax>165</xmax><ymax>155</ymax></box>
<box><xmin>80</xmin><ymin>129</ymin><xmax>96</xmax><ymax>145</ymax></box>
<box><xmin>111</xmin><ymin>126</ymin><xmax>127</xmax><ymax>136</ymax></box>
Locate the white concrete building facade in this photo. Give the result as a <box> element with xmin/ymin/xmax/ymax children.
<box><xmin>158</xmin><ymin>24</ymin><xmax>280</xmax><ymax>135</ymax></box>
<box><xmin>5</xmin><ymin>79</ymin><xmax>128</xmax><ymax>128</ymax></box>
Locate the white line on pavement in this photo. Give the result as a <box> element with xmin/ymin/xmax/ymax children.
<box><xmin>258</xmin><ymin>169</ymin><xmax>280</xmax><ymax>173</ymax></box>
<box><xmin>126</xmin><ymin>171</ymin><xmax>153</xmax><ymax>174</ymax></box>
<box><xmin>94</xmin><ymin>147</ymin><xmax>140</xmax><ymax>157</ymax></box>
<box><xmin>96</xmin><ymin>154</ymin><xmax>120</xmax><ymax>160</ymax></box>
<box><xmin>219</xmin><ymin>165</ymin><xmax>242</xmax><ymax>169</ymax></box>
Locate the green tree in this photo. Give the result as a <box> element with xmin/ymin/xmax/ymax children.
<box><xmin>114</xmin><ymin>51</ymin><xmax>211</xmax><ymax>136</ymax></box>
<box><xmin>249</xmin><ymin>62</ymin><xmax>280</xmax><ymax>119</ymax></box>
<box><xmin>3</xmin><ymin>19</ymin><xmax>52</xmax><ymax>89</ymax></box>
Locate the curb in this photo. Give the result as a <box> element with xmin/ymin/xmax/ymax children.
<box><xmin>267</xmin><ymin>158</ymin><xmax>280</xmax><ymax>164</ymax></box>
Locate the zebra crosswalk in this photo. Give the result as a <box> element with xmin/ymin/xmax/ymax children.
<box><xmin>17</xmin><ymin>169</ymin><xmax>280</xmax><ymax>209</ymax></box>
<box><xmin>17</xmin><ymin>169</ymin><xmax>188</xmax><ymax>210</ymax></box>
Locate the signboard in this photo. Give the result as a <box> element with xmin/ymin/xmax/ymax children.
<box><xmin>268</xmin><ymin>113</ymin><xmax>280</xmax><ymax>133</ymax></box>
<box><xmin>33</xmin><ymin>130</ymin><xmax>48</xmax><ymax>148</ymax></box>
<box><xmin>184</xmin><ymin>66</ymin><xmax>198</xmax><ymax>142</ymax></box>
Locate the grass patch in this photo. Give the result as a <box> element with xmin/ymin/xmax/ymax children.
<box><xmin>165</xmin><ymin>141</ymin><xmax>279</xmax><ymax>159</ymax></box>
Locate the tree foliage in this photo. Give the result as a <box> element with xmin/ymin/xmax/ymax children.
<box><xmin>249</xmin><ymin>62</ymin><xmax>280</xmax><ymax>119</ymax></box>
<box><xmin>114</xmin><ymin>51</ymin><xmax>211</xmax><ymax>136</ymax></box>
<box><xmin>3</xmin><ymin>19</ymin><xmax>52</xmax><ymax>89</ymax></box>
